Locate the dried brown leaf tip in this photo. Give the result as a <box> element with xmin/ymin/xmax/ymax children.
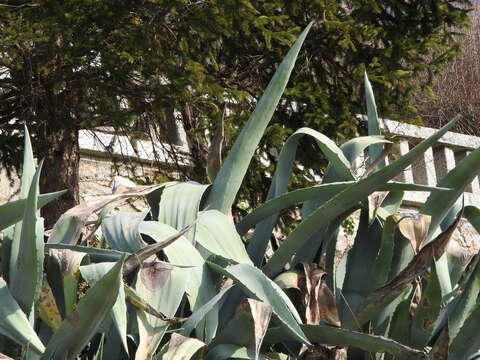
<box><xmin>396</xmin><ymin>213</ymin><xmax>431</xmax><ymax>252</ymax></box>
<box><xmin>302</xmin><ymin>263</ymin><xmax>340</xmax><ymax>327</ymax></box>
<box><xmin>247</xmin><ymin>298</ymin><xmax>273</xmax><ymax>360</ymax></box>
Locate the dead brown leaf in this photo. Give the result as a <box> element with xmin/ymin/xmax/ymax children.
<box><xmin>302</xmin><ymin>264</ymin><xmax>340</xmax><ymax>327</ymax></box>
<box><xmin>396</xmin><ymin>213</ymin><xmax>431</xmax><ymax>252</ymax></box>
<box><xmin>247</xmin><ymin>298</ymin><xmax>273</xmax><ymax>360</ymax></box>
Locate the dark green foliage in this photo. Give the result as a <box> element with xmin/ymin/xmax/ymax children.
<box><xmin>0</xmin><ymin>0</ymin><xmax>472</xmax><ymax>223</ymax></box>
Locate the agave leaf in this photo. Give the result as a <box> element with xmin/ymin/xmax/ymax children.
<box><xmin>0</xmin><ymin>277</ymin><xmax>45</xmax><ymax>354</ymax></box>
<box><xmin>79</xmin><ymin>262</ymin><xmax>128</xmax><ymax>354</ymax></box>
<box><xmin>211</xmin><ymin>310</ymin><xmax>255</xmax><ymax>350</ymax></box>
<box><xmin>351</xmin><ymin>211</ymin><xmax>461</xmax><ymax>328</ymax></box>
<box><xmin>195</xmin><ymin>210</ymin><xmax>252</xmax><ymax>264</ymax></box>
<box><xmin>371</xmin><ymin>216</ymin><xmax>397</xmax><ymax>290</ymax></box>
<box><xmin>157</xmin><ymin>333</ymin><xmax>206</xmax><ymax>360</ymax></box>
<box><xmin>264</xmin><ymin>324</ymin><xmax>424</xmax><ymax>358</ymax></box>
<box><xmin>7</xmin><ymin>125</ymin><xmax>36</xmax><ymax>263</ymax></box>
<box><xmin>238</xmin><ymin>182</ymin><xmax>448</xmax><ymax>236</ymax></box>
<box><xmin>135</xmin><ymin>261</ymin><xmax>186</xmax><ymax>360</ymax></box>
<box><xmin>340</xmin><ymin>209</ymin><xmax>383</xmax><ymax>324</ymax></box>
<box><xmin>0</xmin><ymin>191</ymin><xmax>67</xmax><ymax>232</ymax></box>
<box><xmin>366</xmin><ymin>215</ymin><xmax>402</xmax><ymax>335</ymax></box>
<box><xmin>181</xmin><ymin>285</ymin><xmax>233</xmax><ymax>337</ymax></box>
<box><xmin>421</xmin><ymin>145</ymin><xmax>480</xmax><ymax>244</ymax></box>
<box><xmin>49</xmin><ymin>249</ymin><xmax>86</xmax><ymax>316</ymax></box>
<box><xmin>45</xmin><ymin>243</ymin><xmax>127</xmax><ymax>262</ymax></box>
<box><xmin>377</xmin><ymin>191</ymin><xmax>405</xmax><ymax>220</ymax></box>
<box><xmin>205</xmin><ymin>23</ymin><xmax>313</xmax><ymax>215</ymax></box>
<box><xmin>448</xmin><ymin>304</ymin><xmax>480</xmax><ymax>359</ymax></box>
<box><xmin>41</xmin><ymin>255</ymin><xmax>125</xmax><ymax>360</ymax></box>
<box><xmin>429</xmin><ymin>326</ymin><xmax>450</xmax><ymax>360</ymax></box>
<box><xmin>139</xmin><ymin>221</ymin><xmax>219</xmax><ymax>343</ymax></box>
<box><xmin>9</xmin><ymin>160</ymin><xmax>44</xmax><ymax>318</ymax></box>
<box><xmin>92</xmin><ymin>334</ymin><xmax>105</xmax><ymax>360</ymax></box>
<box><xmin>410</xmin><ymin>266</ymin><xmax>442</xmax><ymax>348</ymax></box>
<box><xmin>157</xmin><ymin>181</ymin><xmax>210</xmax><ymax>241</ymax></box>
<box><xmin>447</xmin><ymin>253</ymin><xmax>480</xmax><ymax>344</ymax></box>
<box><xmin>364</xmin><ymin>72</ymin><xmax>385</xmax><ymax>168</ymax></box>
<box><xmin>37</xmin><ymin>278</ymin><xmax>62</xmax><ymax>332</ymax></box>
<box><xmin>383</xmin><ymin>290</ymin><xmax>414</xmax><ymax>358</ymax></box>
<box><xmin>102</xmin><ymin>210</ymin><xmax>148</xmax><ymax>252</ymax></box>
<box><xmin>340</xmin><ymin>136</ymin><xmax>390</xmax><ymax>165</ymax></box>
<box><xmin>263</xmin><ymin>116</ymin><xmax>460</xmax><ymax>278</ymax></box>
<box><xmin>47</xmin><ymin>184</ymin><xmax>163</xmax><ymax>244</ymax></box>
<box><xmin>206</xmin><ymin>261</ymin><xmax>310</xmax><ymax>345</ymax></box>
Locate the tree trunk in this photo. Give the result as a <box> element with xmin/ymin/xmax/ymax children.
<box><xmin>180</xmin><ymin>103</ymin><xmax>208</xmax><ymax>181</ymax></box>
<box><xmin>37</xmin><ymin>125</ymin><xmax>80</xmax><ymax>229</ymax></box>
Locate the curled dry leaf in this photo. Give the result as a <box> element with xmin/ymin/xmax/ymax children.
<box><xmin>302</xmin><ymin>264</ymin><xmax>340</xmax><ymax>327</ymax></box>
<box><xmin>247</xmin><ymin>298</ymin><xmax>273</xmax><ymax>360</ymax></box>
<box><xmin>396</xmin><ymin>213</ymin><xmax>431</xmax><ymax>252</ymax></box>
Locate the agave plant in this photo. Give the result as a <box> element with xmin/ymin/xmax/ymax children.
<box><xmin>1</xmin><ymin>23</ymin><xmax>480</xmax><ymax>360</ymax></box>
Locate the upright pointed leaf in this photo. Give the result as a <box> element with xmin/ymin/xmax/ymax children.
<box><xmin>9</xmin><ymin>160</ymin><xmax>44</xmax><ymax>318</ymax></box>
<box><xmin>447</xmin><ymin>254</ymin><xmax>480</xmax><ymax>343</ymax></box>
<box><xmin>448</xmin><ymin>304</ymin><xmax>480</xmax><ymax>360</ymax></box>
<box><xmin>205</xmin><ymin>23</ymin><xmax>313</xmax><ymax>214</ymax></box>
<box><xmin>0</xmin><ymin>278</ymin><xmax>45</xmax><ymax>354</ymax></box>
<box><xmin>364</xmin><ymin>72</ymin><xmax>384</xmax><ymax>167</ymax></box>
<box><xmin>80</xmin><ymin>262</ymin><xmax>128</xmax><ymax>354</ymax></box>
<box><xmin>41</xmin><ymin>256</ymin><xmax>125</xmax><ymax>360</ymax></box>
